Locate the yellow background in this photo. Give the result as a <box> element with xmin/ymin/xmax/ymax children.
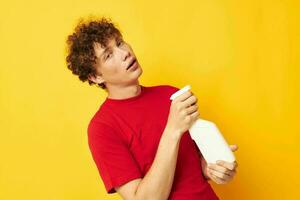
<box><xmin>1</xmin><ymin>0</ymin><xmax>299</xmax><ymax>199</ymax></box>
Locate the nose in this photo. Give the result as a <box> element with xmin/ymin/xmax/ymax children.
<box><xmin>118</xmin><ymin>47</ymin><xmax>131</xmax><ymax>61</ymax></box>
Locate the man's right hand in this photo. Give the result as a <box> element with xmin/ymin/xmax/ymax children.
<box><xmin>166</xmin><ymin>90</ymin><xmax>199</xmax><ymax>139</ymax></box>
<box><xmin>115</xmin><ymin>90</ymin><xmax>199</xmax><ymax>200</ymax></box>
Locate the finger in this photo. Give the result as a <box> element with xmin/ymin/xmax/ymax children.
<box><xmin>209</xmin><ymin>167</ymin><xmax>236</xmax><ymax>183</ymax></box>
<box><xmin>190</xmin><ymin>110</ymin><xmax>199</xmax><ymax>121</ymax></box>
<box><xmin>209</xmin><ymin>172</ymin><xmax>227</xmax><ymax>184</ymax></box>
<box><xmin>229</xmin><ymin>144</ymin><xmax>239</xmax><ymax>152</ymax></box>
<box><xmin>182</xmin><ymin>95</ymin><xmax>197</xmax><ymax>108</ymax></box>
<box><xmin>186</xmin><ymin>104</ymin><xmax>198</xmax><ymax>115</ymax></box>
<box><xmin>210</xmin><ymin>169</ymin><xmax>231</xmax><ymax>181</ymax></box>
<box><xmin>174</xmin><ymin>91</ymin><xmax>193</xmax><ymax>102</ymax></box>
<box><xmin>208</xmin><ymin>165</ymin><xmax>234</xmax><ymax>176</ymax></box>
<box><xmin>216</xmin><ymin>160</ymin><xmax>237</xmax><ymax>170</ymax></box>
<box><xmin>207</xmin><ymin>169</ymin><xmax>222</xmax><ymax>183</ymax></box>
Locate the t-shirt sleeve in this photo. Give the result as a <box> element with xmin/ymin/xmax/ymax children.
<box><xmin>88</xmin><ymin>121</ymin><xmax>142</xmax><ymax>193</ymax></box>
<box><xmin>166</xmin><ymin>85</ymin><xmax>180</xmax><ymax>97</ymax></box>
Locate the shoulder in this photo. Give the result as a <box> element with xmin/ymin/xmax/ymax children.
<box><xmin>87</xmin><ymin>108</ymin><xmax>116</xmax><ymax>138</ymax></box>
<box><xmin>141</xmin><ymin>84</ymin><xmax>180</xmax><ymax>101</ymax></box>
<box><xmin>146</xmin><ymin>84</ymin><xmax>179</xmax><ymax>93</ymax></box>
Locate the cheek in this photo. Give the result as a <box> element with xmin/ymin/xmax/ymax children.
<box><xmin>128</xmin><ymin>46</ymin><xmax>134</xmax><ymax>54</ymax></box>
<box><xmin>124</xmin><ymin>43</ymin><xmax>134</xmax><ymax>54</ymax></box>
<box><xmin>103</xmin><ymin>61</ymin><xmax>122</xmax><ymax>77</ymax></box>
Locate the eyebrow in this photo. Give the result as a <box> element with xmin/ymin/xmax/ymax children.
<box><xmin>100</xmin><ymin>47</ymin><xmax>109</xmax><ymax>57</ymax></box>
<box><xmin>100</xmin><ymin>48</ymin><xmax>110</xmax><ymax>60</ymax></box>
<box><xmin>99</xmin><ymin>37</ymin><xmax>122</xmax><ymax>60</ymax></box>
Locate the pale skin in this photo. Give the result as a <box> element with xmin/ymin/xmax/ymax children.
<box><xmin>201</xmin><ymin>145</ymin><xmax>239</xmax><ymax>184</ymax></box>
<box><xmin>88</xmin><ymin>35</ymin><xmax>239</xmax><ymax>200</ymax></box>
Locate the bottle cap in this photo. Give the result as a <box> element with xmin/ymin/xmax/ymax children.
<box><xmin>170</xmin><ymin>85</ymin><xmax>191</xmax><ymax>100</ymax></box>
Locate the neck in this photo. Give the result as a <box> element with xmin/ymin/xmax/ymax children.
<box><xmin>106</xmin><ymin>82</ymin><xmax>142</xmax><ymax>100</ymax></box>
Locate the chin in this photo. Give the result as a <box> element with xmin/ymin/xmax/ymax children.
<box><xmin>137</xmin><ymin>67</ymin><xmax>143</xmax><ymax>76</ymax></box>
<box><xmin>129</xmin><ymin>68</ymin><xmax>143</xmax><ymax>84</ymax></box>
<box><xmin>133</xmin><ymin>65</ymin><xmax>143</xmax><ymax>76</ymax></box>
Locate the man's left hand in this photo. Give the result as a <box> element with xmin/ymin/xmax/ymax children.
<box><xmin>202</xmin><ymin>144</ymin><xmax>239</xmax><ymax>184</ymax></box>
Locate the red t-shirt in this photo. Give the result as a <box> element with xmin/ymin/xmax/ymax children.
<box><xmin>88</xmin><ymin>85</ymin><xmax>219</xmax><ymax>200</ymax></box>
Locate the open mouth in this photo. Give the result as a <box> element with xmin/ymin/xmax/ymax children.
<box><xmin>126</xmin><ymin>59</ymin><xmax>136</xmax><ymax>70</ymax></box>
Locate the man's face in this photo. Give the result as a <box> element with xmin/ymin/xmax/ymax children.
<box><xmin>91</xmin><ymin>35</ymin><xmax>142</xmax><ymax>88</ymax></box>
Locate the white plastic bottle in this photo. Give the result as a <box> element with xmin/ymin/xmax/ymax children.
<box><xmin>170</xmin><ymin>85</ymin><xmax>235</xmax><ymax>164</ymax></box>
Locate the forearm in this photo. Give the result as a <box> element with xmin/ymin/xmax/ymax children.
<box><xmin>134</xmin><ymin>127</ymin><xmax>181</xmax><ymax>200</ymax></box>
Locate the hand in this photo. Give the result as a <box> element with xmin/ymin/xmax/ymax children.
<box><xmin>202</xmin><ymin>144</ymin><xmax>239</xmax><ymax>184</ymax></box>
<box><xmin>166</xmin><ymin>90</ymin><xmax>199</xmax><ymax>138</ymax></box>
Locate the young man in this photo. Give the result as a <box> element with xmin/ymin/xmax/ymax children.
<box><xmin>66</xmin><ymin>17</ymin><xmax>238</xmax><ymax>200</ymax></box>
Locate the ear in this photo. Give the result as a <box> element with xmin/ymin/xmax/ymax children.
<box><xmin>88</xmin><ymin>73</ymin><xmax>105</xmax><ymax>84</ymax></box>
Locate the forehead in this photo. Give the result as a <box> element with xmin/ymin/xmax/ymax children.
<box><xmin>93</xmin><ymin>42</ymin><xmax>106</xmax><ymax>59</ymax></box>
<box><xmin>93</xmin><ymin>35</ymin><xmax>121</xmax><ymax>58</ymax></box>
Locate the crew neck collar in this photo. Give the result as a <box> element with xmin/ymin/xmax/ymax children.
<box><xmin>104</xmin><ymin>85</ymin><xmax>145</xmax><ymax>104</ymax></box>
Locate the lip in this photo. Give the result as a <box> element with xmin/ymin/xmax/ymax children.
<box><xmin>127</xmin><ymin>60</ymin><xmax>138</xmax><ymax>71</ymax></box>
<box><xmin>126</xmin><ymin>58</ymin><xmax>137</xmax><ymax>70</ymax></box>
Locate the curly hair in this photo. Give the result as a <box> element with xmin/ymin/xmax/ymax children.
<box><xmin>65</xmin><ymin>17</ymin><xmax>122</xmax><ymax>90</ymax></box>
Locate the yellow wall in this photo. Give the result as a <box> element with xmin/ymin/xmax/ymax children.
<box><xmin>1</xmin><ymin>0</ymin><xmax>299</xmax><ymax>199</ymax></box>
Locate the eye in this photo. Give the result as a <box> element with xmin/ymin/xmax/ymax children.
<box><xmin>105</xmin><ymin>52</ymin><xmax>112</xmax><ymax>60</ymax></box>
<box><xmin>117</xmin><ymin>40</ymin><xmax>124</xmax><ymax>46</ymax></box>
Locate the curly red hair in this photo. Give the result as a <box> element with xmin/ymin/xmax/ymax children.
<box><xmin>65</xmin><ymin>17</ymin><xmax>122</xmax><ymax>89</ymax></box>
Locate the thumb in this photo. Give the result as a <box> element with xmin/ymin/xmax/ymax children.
<box><xmin>229</xmin><ymin>144</ymin><xmax>239</xmax><ymax>152</ymax></box>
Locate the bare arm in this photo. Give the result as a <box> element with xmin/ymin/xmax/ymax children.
<box><xmin>116</xmin><ymin>90</ymin><xmax>199</xmax><ymax>200</ymax></box>
<box><xmin>134</xmin><ymin>127</ymin><xmax>181</xmax><ymax>200</ymax></box>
